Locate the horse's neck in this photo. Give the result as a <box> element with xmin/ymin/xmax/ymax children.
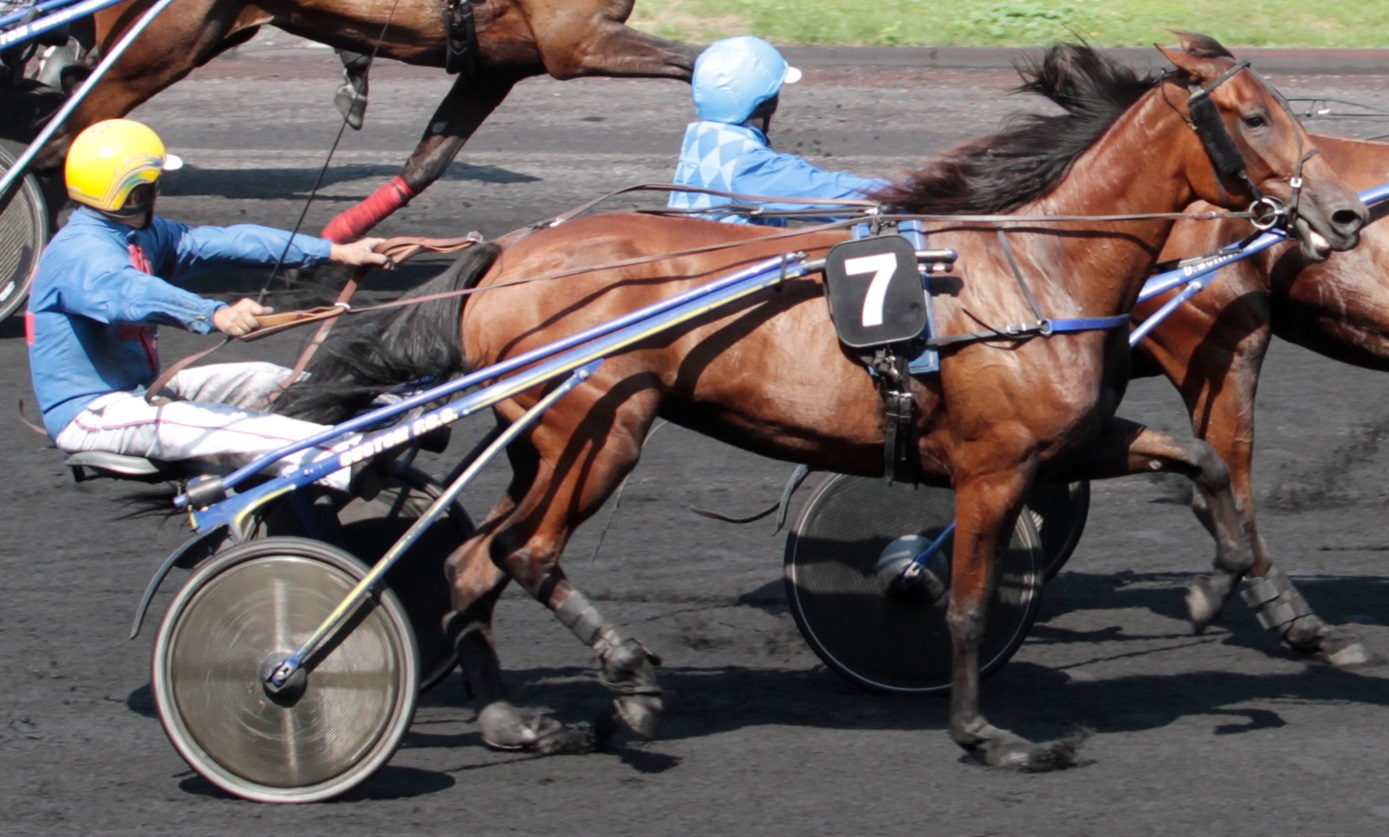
<box><xmin>1024</xmin><ymin>89</ymin><xmax>1199</xmax><ymax>315</ymax></box>
<box><xmin>1318</xmin><ymin>135</ymin><xmax>1389</xmax><ymax>191</ymax></box>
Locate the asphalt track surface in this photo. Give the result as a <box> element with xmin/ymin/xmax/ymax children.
<box><xmin>6</xmin><ymin>37</ymin><xmax>1389</xmax><ymax>836</ymax></box>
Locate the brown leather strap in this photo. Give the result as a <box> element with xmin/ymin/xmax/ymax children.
<box><xmin>144</xmin><ymin>232</ymin><xmax>482</xmax><ymax>407</ymax></box>
<box><xmin>16</xmin><ymin>399</ymin><xmax>50</xmax><ymax>437</ymax></box>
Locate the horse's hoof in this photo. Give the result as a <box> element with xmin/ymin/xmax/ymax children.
<box><xmin>977</xmin><ymin>729</ymin><xmax>1089</xmax><ymax>773</ymax></box>
<box><xmin>614</xmin><ymin>693</ymin><xmax>663</xmax><ymax>740</ymax></box>
<box><xmin>1185</xmin><ymin>578</ymin><xmax>1224</xmax><ymax>633</ymax></box>
<box><xmin>477</xmin><ymin>702</ymin><xmax>558</xmax><ymax>751</ymax></box>
<box><xmin>333</xmin><ymin>84</ymin><xmax>367</xmax><ymax>130</ymax></box>
<box><xmin>1317</xmin><ymin>634</ymin><xmax>1383</xmax><ymax>669</ymax></box>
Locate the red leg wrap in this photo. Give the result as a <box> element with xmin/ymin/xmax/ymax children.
<box><xmin>321</xmin><ymin>175</ymin><xmax>417</xmax><ymax>242</ymax></box>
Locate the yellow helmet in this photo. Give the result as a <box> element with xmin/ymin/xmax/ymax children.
<box><xmin>65</xmin><ymin>119</ymin><xmax>182</xmax><ymax>216</ymax></box>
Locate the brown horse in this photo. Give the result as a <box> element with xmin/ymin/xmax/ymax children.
<box><xmin>30</xmin><ymin>0</ymin><xmax>698</xmax><ymax>240</ymax></box>
<box><xmin>282</xmin><ymin>35</ymin><xmax>1366</xmax><ymax>770</ymax></box>
<box><xmin>1135</xmin><ymin>133</ymin><xmax>1389</xmax><ymax>666</ymax></box>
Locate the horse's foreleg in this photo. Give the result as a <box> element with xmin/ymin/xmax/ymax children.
<box><xmin>1179</xmin><ymin>358</ymin><xmax>1375</xmax><ymax>666</ymax></box>
<box><xmin>1072</xmin><ymin>417</ymin><xmax>1254</xmax><ymax>631</ymax></box>
<box><xmin>948</xmin><ymin>471</ymin><xmax>1085</xmax><ymax>771</ymax></box>
<box><xmin>321</xmin><ymin>76</ymin><xmax>515</xmax><ymax>242</ymax></box>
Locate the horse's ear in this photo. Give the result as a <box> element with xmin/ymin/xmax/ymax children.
<box><xmin>1167</xmin><ymin>30</ymin><xmax>1234</xmax><ymax>60</ymax></box>
<box><xmin>1156</xmin><ymin>40</ymin><xmax>1230</xmax><ymax>88</ymax></box>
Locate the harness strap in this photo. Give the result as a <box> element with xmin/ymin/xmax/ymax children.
<box><xmin>924</xmin><ymin>228</ymin><xmax>1130</xmax><ymax>349</ymax></box>
<box><xmin>142</xmin><ymin>233</ymin><xmax>483</xmax><ymax>405</ymax></box>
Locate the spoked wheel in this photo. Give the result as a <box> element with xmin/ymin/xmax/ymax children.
<box><xmin>256</xmin><ymin>465</ymin><xmax>474</xmax><ymax>691</ymax></box>
<box><xmin>152</xmin><ymin>537</ymin><xmax>419</xmax><ymax>803</ymax></box>
<box><xmin>784</xmin><ymin>473</ymin><xmax>1044</xmax><ymax>694</ymax></box>
<box><xmin>1025</xmin><ymin>480</ymin><xmax>1091</xmax><ymax>581</ymax></box>
<box><xmin>0</xmin><ymin>138</ymin><xmax>51</xmax><ymax>324</ymax></box>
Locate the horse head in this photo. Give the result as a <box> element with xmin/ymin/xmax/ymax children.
<box><xmin>1157</xmin><ymin>31</ymin><xmax>1368</xmax><ymax>261</ymax></box>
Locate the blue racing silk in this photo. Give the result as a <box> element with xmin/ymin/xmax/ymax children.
<box><xmin>27</xmin><ymin>207</ymin><xmax>333</xmax><ymax>438</ymax></box>
<box><xmin>668</xmin><ymin>120</ymin><xmax>888</xmax><ymax>225</ymax></box>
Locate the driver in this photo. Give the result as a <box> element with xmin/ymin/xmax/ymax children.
<box><xmin>668</xmin><ymin>36</ymin><xmax>888</xmax><ymax>225</ymax></box>
<box><xmin>26</xmin><ymin>118</ymin><xmax>390</xmax><ymax>490</ymax></box>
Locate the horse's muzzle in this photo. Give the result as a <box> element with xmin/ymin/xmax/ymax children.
<box><xmin>1294</xmin><ymin>194</ymin><xmax>1369</xmax><ymax>262</ymax></box>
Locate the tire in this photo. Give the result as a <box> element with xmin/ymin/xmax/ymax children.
<box><xmin>151</xmin><ymin>537</ymin><xmax>419</xmax><ymax>803</ymax></box>
<box><xmin>255</xmin><ymin>466</ymin><xmax>473</xmax><ymax>692</ymax></box>
<box><xmin>0</xmin><ymin>137</ymin><xmax>50</xmax><ymax>324</ymax></box>
<box><xmin>784</xmin><ymin>474</ymin><xmax>1044</xmax><ymax>694</ymax></box>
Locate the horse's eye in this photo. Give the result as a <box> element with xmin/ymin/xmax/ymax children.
<box><xmin>1243</xmin><ymin>114</ymin><xmax>1267</xmax><ymax>129</ymax></box>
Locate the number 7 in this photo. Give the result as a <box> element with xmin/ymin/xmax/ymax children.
<box><xmin>843</xmin><ymin>252</ymin><xmax>898</xmax><ymax>328</ymax></box>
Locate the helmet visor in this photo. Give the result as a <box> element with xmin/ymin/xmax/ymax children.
<box><xmin>106</xmin><ymin>181</ymin><xmax>159</xmax><ymax>219</ymax></box>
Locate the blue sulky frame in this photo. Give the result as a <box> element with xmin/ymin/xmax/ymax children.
<box><xmin>137</xmin><ymin>182</ymin><xmax>1389</xmax><ymax>692</ymax></box>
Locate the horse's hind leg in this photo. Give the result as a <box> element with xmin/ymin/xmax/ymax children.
<box><xmin>527</xmin><ymin>1</ymin><xmax>700</xmax><ymax>80</ymax></box>
<box><xmin>1070</xmin><ymin>417</ymin><xmax>1254</xmax><ymax>631</ymax></box>
<box><xmin>447</xmin><ymin>390</ymin><xmax>664</xmax><ymax>751</ymax></box>
<box><xmin>321</xmin><ymin>75</ymin><xmax>515</xmax><ymax>241</ymax></box>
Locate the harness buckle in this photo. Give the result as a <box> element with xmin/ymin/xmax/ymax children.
<box><xmin>1004</xmin><ymin>320</ymin><xmax>1050</xmax><ymax>338</ymax></box>
<box><xmin>1249</xmin><ymin>196</ymin><xmax>1287</xmax><ymax>231</ymax></box>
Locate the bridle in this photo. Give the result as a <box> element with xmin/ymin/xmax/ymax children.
<box><xmin>1182</xmin><ymin>58</ymin><xmax>1317</xmax><ymax>235</ymax></box>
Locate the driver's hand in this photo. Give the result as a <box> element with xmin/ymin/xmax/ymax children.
<box><xmin>330</xmin><ymin>237</ymin><xmax>392</xmax><ymax>268</ymax></box>
<box><xmin>213</xmin><ymin>298</ymin><xmax>273</xmax><ymax>338</ymax></box>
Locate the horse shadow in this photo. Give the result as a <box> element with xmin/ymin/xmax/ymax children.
<box><xmin>125</xmin><ymin>570</ymin><xmax>1389</xmax><ymax>796</ymax></box>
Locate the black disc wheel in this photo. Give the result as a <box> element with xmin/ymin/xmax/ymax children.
<box><xmin>784</xmin><ymin>474</ymin><xmax>1044</xmax><ymax>694</ymax></box>
<box><xmin>0</xmin><ymin>138</ymin><xmax>50</xmax><ymax>323</ymax></box>
<box><xmin>1024</xmin><ymin>480</ymin><xmax>1091</xmax><ymax>581</ymax></box>
<box><xmin>152</xmin><ymin>537</ymin><xmax>419</xmax><ymax>803</ymax></box>
<box><xmin>256</xmin><ymin>465</ymin><xmax>474</xmax><ymax>691</ymax></box>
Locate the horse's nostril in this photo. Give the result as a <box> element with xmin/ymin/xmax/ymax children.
<box><xmin>1332</xmin><ymin>207</ymin><xmax>1368</xmax><ymax>231</ymax></box>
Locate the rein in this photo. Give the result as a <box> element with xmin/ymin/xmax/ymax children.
<box><xmin>143</xmin><ymin>178</ymin><xmax>1273</xmax><ymax>393</ymax></box>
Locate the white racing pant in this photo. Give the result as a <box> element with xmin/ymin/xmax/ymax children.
<box><xmin>53</xmin><ymin>362</ymin><xmax>356</xmax><ymax>491</ymax></box>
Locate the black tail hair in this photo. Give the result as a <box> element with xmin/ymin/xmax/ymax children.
<box><xmin>274</xmin><ymin>241</ymin><xmax>503</xmax><ymax>424</ymax></box>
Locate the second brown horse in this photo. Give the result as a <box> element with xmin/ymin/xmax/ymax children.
<box><xmin>32</xmin><ymin>0</ymin><xmax>698</xmax><ymax>240</ymax></box>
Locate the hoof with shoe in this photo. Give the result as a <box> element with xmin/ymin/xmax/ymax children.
<box><xmin>614</xmin><ymin>693</ymin><xmax>663</xmax><ymax>740</ymax></box>
<box><xmin>477</xmin><ymin>701</ymin><xmax>593</xmax><ymax>754</ymax></box>
<box><xmin>1185</xmin><ymin>575</ymin><xmax>1230</xmax><ymax>633</ymax></box>
<box><xmin>1314</xmin><ymin>631</ymin><xmax>1382</xmax><ymax>669</ymax></box>
<box><xmin>597</xmin><ymin>636</ymin><xmax>664</xmax><ymax>739</ymax></box>
<box><xmin>334</xmin><ymin>83</ymin><xmax>368</xmax><ymax>130</ymax></box>
<box><xmin>958</xmin><ymin>722</ymin><xmax>1089</xmax><ymax>773</ymax></box>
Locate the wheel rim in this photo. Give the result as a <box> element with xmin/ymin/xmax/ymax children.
<box><xmin>0</xmin><ymin>139</ymin><xmax>49</xmax><ymax>323</ymax></box>
<box><xmin>784</xmin><ymin>474</ymin><xmax>1043</xmax><ymax>694</ymax></box>
<box><xmin>153</xmin><ymin>538</ymin><xmax>418</xmax><ymax>802</ymax></box>
<box><xmin>255</xmin><ymin>467</ymin><xmax>472</xmax><ymax>691</ymax></box>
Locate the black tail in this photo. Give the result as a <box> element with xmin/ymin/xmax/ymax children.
<box><xmin>274</xmin><ymin>241</ymin><xmax>503</xmax><ymax>423</ymax></box>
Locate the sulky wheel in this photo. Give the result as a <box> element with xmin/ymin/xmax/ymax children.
<box><xmin>1024</xmin><ymin>480</ymin><xmax>1091</xmax><ymax>581</ymax></box>
<box><xmin>256</xmin><ymin>465</ymin><xmax>474</xmax><ymax>691</ymax></box>
<box><xmin>0</xmin><ymin>138</ymin><xmax>51</xmax><ymax>324</ymax></box>
<box><xmin>152</xmin><ymin>537</ymin><xmax>419</xmax><ymax>803</ymax></box>
<box><xmin>784</xmin><ymin>473</ymin><xmax>1044</xmax><ymax>694</ymax></box>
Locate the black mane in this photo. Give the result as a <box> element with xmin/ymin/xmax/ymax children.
<box><xmin>873</xmin><ymin>43</ymin><xmax>1161</xmax><ymax>214</ymax></box>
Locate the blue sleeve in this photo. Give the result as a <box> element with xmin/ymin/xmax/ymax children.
<box><xmin>44</xmin><ymin>235</ymin><xmax>224</xmax><ymax>334</ymax></box>
<box><xmin>732</xmin><ymin>146</ymin><xmax>890</xmax><ymax>211</ymax></box>
<box><xmin>152</xmin><ymin>219</ymin><xmax>334</xmax><ymax>282</ymax></box>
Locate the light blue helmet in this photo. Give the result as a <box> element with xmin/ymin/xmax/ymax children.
<box><xmin>691</xmin><ymin>36</ymin><xmax>802</xmax><ymax>124</ymax></box>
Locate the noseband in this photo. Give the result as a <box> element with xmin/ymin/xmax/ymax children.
<box><xmin>1184</xmin><ymin>60</ymin><xmax>1315</xmax><ymax>234</ymax></box>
